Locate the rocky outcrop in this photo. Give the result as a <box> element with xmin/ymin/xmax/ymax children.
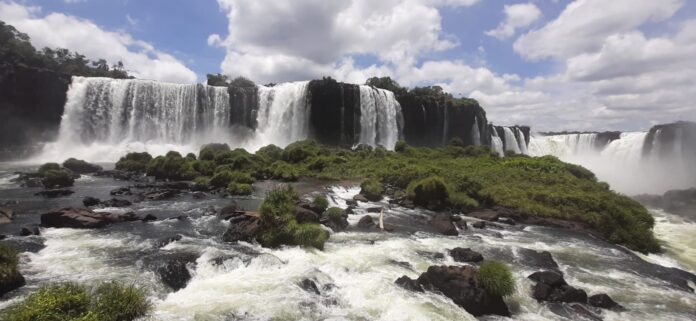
<box><xmin>222</xmin><ymin>212</ymin><xmax>260</xmax><ymax>243</ymax></box>
<box><xmin>153</xmin><ymin>252</ymin><xmax>198</xmax><ymax>291</ymax></box>
<box><xmin>528</xmin><ymin>270</ymin><xmax>588</xmax><ymax>304</ymax></box>
<box><xmin>396</xmin><ymin>265</ymin><xmax>510</xmax><ymax>317</ymax></box>
<box><xmin>634</xmin><ymin>188</ymin><xmax>696</xmax><ymax>220</ymax></box>
<box><xmin>643</xmin><ymin>121</ymin><xmax>696</xmax><ymax>160</ymax></box>
<box><xmin>308</xmin><ymin>78</ymin><xmax>361</xmax><ymax>147</ymax></box>
<box><xmin>40</xmin><ymin>207</ymin><xmax>139</xmax><ymax>228</ymax></box>
<box><xmin>0</xmin><ymin>64</ymin><xmax>71</xmax><ymax>160</ymax></box>
<box><xmin>449</xmin><ymin>248</ymin><xmax>483</xmax><ymax>263</ymax></box>
<box><xmin>430</xmin><ymin>213</ymin><xmax>458</xmax><ymax>236</ymax></box>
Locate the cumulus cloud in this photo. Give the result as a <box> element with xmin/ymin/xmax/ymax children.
<box><xmin>0</xmin><ymin>1</ymin><xmax>197</xmax><ymax>83</ymax></box>
<box><xmin>485</xmin><ymin>3</ymin><xmax>542</xmax><ymax>40</ymax></box>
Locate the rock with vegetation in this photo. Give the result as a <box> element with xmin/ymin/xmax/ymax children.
<box><xmin>0</xmin><ymin>244</ymin><xmax>25</xmax><ymax>297</ymax></box>
<box><xmin>0</xmin><ymin>282</ymin><xmax>150</xmax><ymax>321</ymax></box>
<box><xmin>62</xmin><ymin>158</ymin><xmax>102</xmax><ymax>174</ymax></box>
<box><xmin>321</xmin><ymin>207</ymin><xmax>349</xmax><ymax>232</ymax></box>
<box><xmin>115</xmin><ymin>152</ymin><xmax>153</xmax><ymax>173</ymax></box>
<box><xmin>360</xmin><ymin>178</ymin><xmax>384</xmax><ymax>201</ymax></box>
<box><xmin>36</xmin><ymin>162</ymin><xmax>75</xmax><ymax>188</ymax></box>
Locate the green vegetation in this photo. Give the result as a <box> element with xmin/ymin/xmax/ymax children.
<box><xmin>41</xmin><ymin>169</ymin><xmax>75</xmax><ymax>188</ymax></box>
<box><xmin>112</xmin><ymin>139</ymin><xmax>660</xmax><ymax>253</ymax></box>
<box><xmin>1</xmin><ymin>21</ymin><xmax>131</xmax><ymax>78</ymax></box>
<box><xmin>146</xmin><ymin>151</ymin><xmax>198</xmax><ymax>180</ymax></box>
<box><xmin>0</xmin><ymin>244</ymin><xmax>23</xmax><ymax>293</ymax></box>
<box><xmin>62</xmin><ymin>158</ymin><xmax>101</xmax><ymax>174</ymax></box>
<box><xmin>227</xmin><ymin>182</ymin><xmax>253</xmax><ymax>196</ymax></box>
<box><xmin>312</xmin><ymin>195</ymin><xmax>329</xmax><ymax>213</ymax></box>
<box><xmin>115</xmin><ymin>152</ymin><xmax>153</xmax><ymax>173</ymax></box>
<box><xmin>323</xmin><ymin>207</ymin><xmax>344</xmax><ymax>222</ymax></box>
<box><xmin>360</xmin><ymin>178</ymin><xmax>384</xmax><ymax>201</ymax></box>
<box><xmin>0</xmin><ymin>282</ymin><xmax>150</xmax><ymax>321</ymax></box>
<box><xmin>257</xmin><ymin>185</ymin><xmax>329</xmax><ymax>249</ymax></box>
<box><xmin>37</xmin><ymin>163</ymin><xmax>61</xmax><ymax>176</ymax></box>
<box><xmin>477</xmin><ymin>261</ymin><xmax>516</xmax><ymax>297</ymax></box>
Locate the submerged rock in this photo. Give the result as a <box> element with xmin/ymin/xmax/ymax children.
<box><xmin>40</xmin><ymin>207</ymin><xmax>139</xmax><ymax>229</ymax></box>
<box><xmin>449</xmin><ymin>248</ymin><xmax>484</xmax><ymax>263</ymax></box>
<box><xmin>298</xmin><ymin>278</ymin><xmax>320</xmax><ymax>295</ymax></box>
<box><xmin>82</xmin><ymin>196</ymin><xmax>101</xmax><ymax>207</ymax></box>
<box><xmin>155</xmin><ymin>252</ymin><xmax>198</xmax><ymax>291</ymax></box>
<box><xmin>398</xmin><ymin>265</ymin><xmax>510</xmax><ymax>317</ymax></box>
<box><xmin>110</xmin><ymin>187</ymin><xmax>132</xmax><ymax>196</ymax></box>
<box><xmin>101</xmin><ymin>198</ymin><xmax>132</xmax><ymax>208</ymax></box>
<box><xmin>156</xmin><ymin>234</ymin><xmax>182</xmax><ymax>248</ymax></box>
<box><xmin>19</xmin><ymin>225</ymin><xmax>40</xmax><ymax>236</ymax></box>
<box><xmin>529</xmin><ymin>270</ymin><xmax>587</xmax><ymax>304</ymax></box>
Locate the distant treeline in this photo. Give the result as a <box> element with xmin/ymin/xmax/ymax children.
<box><xmin>0</xmin><ymin>20</ymin><xmax>132</xmax><ymax>79</ymax></box>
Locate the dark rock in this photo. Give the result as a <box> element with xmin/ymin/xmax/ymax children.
<box><xmin>467</xmin><ymin>209</ymin><xmax>499</xmax><ymax>221</ymax></box>
<box><xmin>34</xmin><ymin>189</ymin><xmax>74</xmax><ymax>198</ymax></box>
<box><xmin>110</xmin><ymin>187</ymin><xmax>132</xmax><ymax>196</ymax></box>
<box><xmin>156</xmin><ymin>235</ymin><xmax>183</xmax><ymax>248</ymax></box>
<box><xmin>416</xmin><ymin>251</ymin><xmax>446</xmax><ymax>260</ymax></box>
<box><xmin>82</xmin><ymin>196</ymin><xmax>101</xmax><ymax>207</ymax></box>
<box><xmin>345</xmin><ymin>206</ymin><xmax>355</xmax><ymax>214</ymax></box>
<box><xmin>532</xmin><ymin>283</ymin><xmax>553</xmax><ymax>301</ymax></box>
<box><xmin>23</xmin><ymin>178</ymin><xmax>43</xmax><ymax>188</ymax></box>
<box><xmin>415</xmin><ymin>265</ymin><xmax>510</xmax><ymax>316</ymax></box>
<box><xmin>529</xmin><ymin>270</ymin><xmax>587</xmax><ymax>303</ymax></box>
<box><xmin>635</xmin><ymin>188</ymin><xmax>696</xmax><ymax>220</ymax></box>
<box><xmin>222</xmin><ymin>212</ymin><xmax>260</xmax><ymax>243</ymax></box>
<box><xmin>0</xmin><ymin>268</ymin><xmax>25</xmax><ymax>297</ymax></box>
<box><xmin>142</xmin><ymin>214</ymin><xmax>158</xmax><ymax>222</ymax></box>
<box><xmin>548</xmin><ymin>285</ymin><xmax>588</xmax><ymax>303</ymax></box>
<box><xmin>139</xmin><ymin>189</ymin><xmax>179</xmax><ymax>201</ymax></box>
<box><xmin>357</xmin><ymin>215</ymin><xmax>375</xmax><ymax>228</ymax></box>
<box><xmin>101</xmin><ymin>198</ymin><xmax>132</xmax><ymax>207</ymax></box>
<box><xmin>366</xmin><ymin>207</ymin><xmax>382</xmax><ymax>213</ymax></box>
<box><xmin>219</xmin><ymin>202</ymin><xmax>241</xmax><ymax>219</ymax></box>
<box><xmin>0</xmin><ymin>208</ymin><xmax>13</xmax><ymax>225</ymax></box>
<box><xmin>518</xmin><ymin>248</ymin><xmax>559</xmax><ymax>270</ymax></box>
<box><xmin>295</xmin><ymin>206</ymin><xmax>320</xmax><ymax>224</ymax></box>
<box><xmin>156</xmin><ymin>253</ymin><xmax>198</xmax><ymax>291</ymax></box>
<box><xmin>320</xmin><ymin>208</ymin><xmax>349</xmax><ymax>232</ymax></box>
<box><xmin>454</xmin><ymin>220</ymin><xmax>468</xmax><ymax>230</ymax></box>
<box><xmin>345</xmin><ymin>199</ymin><xmax>358</xmax><ymax>207</ymax></box>
<box><xmin>62</xmin><ymin>159</ymin><xmax>102</xmax><ymax>174</ymax></box>
<box><xmin>353</xmin><ymin>194</ymin><xmax>369</xmax><ymax>203</ymax></box>
<box><xmin>164</xmin><ymin>181</ymin><xmax>192</xmax><ymax>190</ymax></box>
<box><xmin>472</xmin><ymin>221</ymin><xmax>486</xmax><ymax>229</ymax></box>
<box><xmin>498</xmin><ymin>217</ymin><xmax>516</xmax><ymax>225</ymax></box>
<box><xmin>19</xmin><ymin>225</ymin><xmax>40</xmax><ymax>236</ymax></box>
<box><xmin>528</xmin><ymin>270</ymin><xmax>566</xmax><ymax>287</ymax></box>
<box><xmin>449</xmin><ymin>248</ymin><xmax>484</xmax><ymax>263</ymax></box>
<box><xmin>298</xmin><ymin>279</ymin><xmax>320</xmax><ymax>295</ymax></box>
<box><xmin>589</xmin><ymin>293</ymin><xmax>625</xmax><ymax>311</ymax></box>
<box><xmin>395</xmin><ymin>275</ymin><xmax>423</xmax><ymax>292</ymax></box>
<box><xmin>389</xmin><ymin>260</ymin><xmax>413</xmax><ymax>270</ymax></box>
<box><xmin>40</xmin><ymin>207</ymin><xmax>135</xmax><ymax>229</ymax></box>
<box><xmin>191</xmin><ymin>192</ymin><xmax>206</xmax><ymax>199</ymax></box>
<box><xmin>430</xmin><ymin>213</ymin><xmax>458</xmax><ymax>236</ymax></box>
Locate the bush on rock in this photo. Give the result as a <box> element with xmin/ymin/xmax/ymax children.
<box><xmin>62</xmin><ymin>158</ymin><xmax>102</xmax><ymax>174</ymax></box>
<box><xmin>360</xmin><ymin>178</ymin><xmax>384</xmax><ymax>201</ymax></box>
<box><xmin>115</xmin><ymin>152</ymin><xmax>152</xmax><ymax>173</ymax></box>
<box><xmin>477</xmin><ymin>261</ymin><xmax>516</xmax><ymax>297</ymax></box>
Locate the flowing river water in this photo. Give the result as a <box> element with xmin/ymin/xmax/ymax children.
<box><xmin>1</xmin><ymin>166</ymin><xmax>695</xmax><ymax>321</ymax></box>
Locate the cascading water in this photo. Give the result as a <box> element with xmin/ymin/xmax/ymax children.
<box><xmin>251</xmin><ymin>82</ymin><xmax>311</xmax><ymax>150</ymax></box>
<box><xmin>515</xmin><ymin>128</ymin><xmax>528</xmax><ymax>155</ymax></box>
<box><xmin>503</xmin><ymin>127</ymin><xmax>521</xmax><ymax>154</ymax></box>
<box><xmin>470</xmin><ymin>117</ymin><xmax>481</xmax><ymax>146</ymax></box>
<box><xmin>357</xmin><ymin>86</ymin><xmax>402</xmax><ymax>149</ymax></box>
<box><xmin>490</xmin><ymin>130</ymin><xmax>504</xmax><ymax>157</ymax></box>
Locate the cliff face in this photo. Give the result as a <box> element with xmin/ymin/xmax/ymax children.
<box><xmin>307</xmin><ymin>79</ymin><xmax>361</xmax><ymax>147</ymax></box>
<box><xmin>643</xmin><ymin>121</ymin><xmax>696</xmax><ymax>159</ymax></box>
<box><xmin>0</xmin><ymin>64</ymin><xmax>70</xmax><ymax>160</ymax></box>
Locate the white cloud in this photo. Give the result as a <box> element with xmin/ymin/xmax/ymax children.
<box><xmin>514</xmin><ymin>0</ymin><xmax>683</xmax><ymax>60</ymax></box>
<box><xmin>486</xmin><ymin>3</ymin><xmax>542</xmax><ymax>40</ymax></box>
<box><xmin>0</xmin><ymin>1</ymin><xmax>197</xmax><ymax>83</ymax></box>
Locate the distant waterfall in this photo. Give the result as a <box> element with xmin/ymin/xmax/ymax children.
<box><xmin>254</xmin><ymin>82</ymin><xmax>311</xmax><ymax>148</ymax></box>
<box><xmin>471</xmin><ymin>117</ymin><xmax>481</xmax><ymax>146</ymax></box>
<box><xmin>490</xmin><ymin>130</ymin><xmax>504</xmax><ymax>157</ymax></box>
<box><xmin>503</xmin><ymin>127</ymin><xmax>521</xmax><ymax>154</ymax></box>
<box><xmin>528</xmin><ymin>133</ymin><xmax>600</xmax><ymax>157</ymax></box>
<box><xmin>357</xmin><ymin>85</ymin><xmax>402</xmax><ymax>149</ymax></box>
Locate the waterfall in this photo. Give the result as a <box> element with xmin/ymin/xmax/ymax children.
<box><xmin>490</xmin><ymin>129</ymin><xmax>504</xmax><ymax>157</ymax></box>
<box><xmin>357</xmin><ymin>85</ymin><xmax>402</xmax><ymax>149</ymax></box>
<box><xmin>471</xmin><ymin>117</ymin><xmax>480</xmax><ymax>146</ymax></box>
<box><xmin>503</xmin><ymin>127</ymin><xmax>521</xmax><ymax>154</ymax></box>
<box><xmin>528</xmin><ymin>133</ymin><xmax>599</xmax><ymax>157</ymax></box>
<box><xmin>515</xmin><ymin>127</ymin><xmax>528</xmax><ymax>155</ymax></box>
<box><xmin>253</xmin><ymin>82</ymin><xmax>311</xmax><ymax>149</ymax></box>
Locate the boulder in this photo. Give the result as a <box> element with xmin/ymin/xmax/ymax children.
<box><xmin>156</xmin><ymin>253</ymin><xmax>198</xmax><ymax>291</ymax></box>
<box><xmin>0</xmin><ymin>268</ymin><xmax>25</xmax><ymax>297</ymax></box>
<box><xmin>0</xmin><ymin>208</ymin><xmax>13</xmax><ymax>225</ymax></box>
<box><xmin>353</xmin><ymin>194</ymin><xmax>369</xmax><ymax>203</ymax></box>
<box><xmin>472</xmin><ymin>221</ymin><xmax>486</xmax><ymax>229</ymax></box>
<box><xmin>449</xmin><ymin>248</ymin><xmax>484</xmax><ymax>263</ymax></box>
<box><xmin>138</xmin><ymin>189</ymin><xmax>179</xmax><ymax>201</ymax></box>
<box><xmin>430</xmin><ymin>213</ymin><xmax>458</xmax><ymax>236</ymax></box>
<box><xmin>298</xmin><ymin>278</ymin><xmax>320</xmax><ymax>295</ymax></box>
<box><xmin>320</xmin><ymin>208</ymin><xmax>349</xmax><ymax>232</ymax></box>
<box><xmin>295</xmin><ymin>206</ymin><xmax>320</xmax><ymax>224</ymax></box>
<box><xmin>588</xmin><ymin>294</ymin><xmax>625</xmax><ymax>311</ymax></box>
<box><xmin>414</xmin><ymin>265</ymin><xmax>510</xmax><ymax>317</ymax></box>
<box><xmin>19</xmin><ymin>225</ymin><xmax>40</xmax><ymax>236</ymax></box>
<box><xmin>62</xmin><ymin>158</ymin><xmax>102</xmax><ymax>174</ymax></box>
<box><xmin>23</xmin><ymin>178</ymin><xmax>43</xmax><ymax>188</ymax></box>
<box><xmin>528</xmin><ymin>270</ymin><xmax>566</xmax><ymax>287</ymax></box>
<box><xmin>518</xmin><ymin>248</ymin><xmax>559</xmax><ymax>270</ymax></box>
<box><xmin>156</xmin><ymin>235</ymin><xmax>183</xmax><ymax>248</ymax></box>
<box><xmin>357</xmin><ymin>215</ymin><xmax>375</xmax><ymax>228</ymax></box>
<box><xmin>34</xmin><ymin>189</ymin><xmax>74</xmax><ymax>198</ymax></box>
<box><xmin>191</xmin><ymin>192</ymin><xmax>206</xmax><ymax>199</ymax></box>
<box><xmin>345</xmin><ymin>199</ymin><xmax>358</xmax><ymax>207</ymax></box>
<box><xmin>82</xmin><ymin>196</ymin><xmax>101</xmax><ymax>207</ymax></box>
<box><xmin>101</xmin><ymin>198</ymin><xmax>132</xmax><ymax>208</ymax></box>
<box><xmin>219</xmin><ymin>202</ymin><xmax>241</xmax><ymax>220</ymax></box>
<box><xmin>366</xmin><ymin>207</ymin><xmax>383</xmax><ymax>213</ymax></box>
<box><xmin>222</xmin><ymin>212</ymin><xmax>260</xmax><ymax>243</ymax></box>
<box><xmin>529</xmin><ymin>270</ymin><xmax>587</xmax><ymax>304</ymax></box>
<box><xmin>467</xmin><ymin>209</ymin><xmax>499</xmax><ymax>221</ymax></box>
<box><xmin>110</xmin><ymin>187</ymin><xmax>132</xmax><ymax>196</ymax></box>
<box><xmin>142</xmin><ymin>214</ymin><xmax>158</xmax><ymax>222</ymax></box>
<box><xmin>395</xmin><ymin>275</ymin><xmax>423</xmax><ymax>292</ymax></box>
<box><xmin>40</xmin><ymin>207</ymin><xmax>137</xmax><ymax>229</ymax></box>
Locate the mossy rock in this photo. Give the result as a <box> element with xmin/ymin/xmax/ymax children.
<box><xmin>227</xmin><ymin>182</ymin><xmax>253</xmax><ymax>196</ymax></box>
<box><xmin>360</xmin><ymin>178</ymin><xmax>384</xmax><ymax>201</ymax></box>
<box><xmin>406</xmin><ymin>176</ymin><xmax>449</xmax><ymax>207</ymax></box>
<box><xmin>41</xmin><ymin>169</ymin><xmax>75</xmax><ymax>188</ymax></box>
<box><xmin>115</xmin><ymin>152</ymin><xmax>152</xmax><ymax>173</ymax></box>
<box><xmin>37</xmin><ymin>163</ymin><xmax>61</xmax><ymax>176</ymax></box>
<box><xmin>0</xmin><ymin>244</ymin><xmax>25</xmax><ymax>297</ymax></box>
<box><xmin>477</xmin><ymin>261</ymin><xmax>516</xmax><ymax>297</ymax></box>
<box><xmin>62</xmin><ymin>158</ymin><xmax>102</xmax><ymax>174</ymax></box>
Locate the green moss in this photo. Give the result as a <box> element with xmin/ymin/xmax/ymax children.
<box><xmin>62</xmin><ymin>158</ymin><xmax>101</xmax><ymax>174</ymax></box>
<box><xmin>406</xmin><ymin>176</ymin><xmax>449</xmax><ymax>206</ymax></box>
<box><xmin>146</xmin><ymin>152</ymin><xmax>199</xmax><ymax>180</ymax></box>
<box><xmin>283</xmin><ymin>141</ymin><xmax>318</xmax><ymax>163</ymax></box>
<box><xmin>323</xmin><ymin>207</ymin><xmax>344</xmax><ymax>221</ymax></box>
<box><xmin>270</xmin><ymin>161</ymin><xmax>299</xmax><ymax>181</ymax></box>
<box><xmin>198</xmin><ymin>143</ymin><xmax>231</xmax><ymax>161</ymax></box>
<box><xmin>115</xmin><ymin>152</ymin><xmax>152</xmax><ymax>173</ymax></box>
<box><xmin>360</xmin><ymin>178</ymin><xmax>384</xmax><ymax>201</ymax></box>
<box><xmin>227</xmin><ymin>182</ymin><xmax>253</xmax><ymax>196</ymax></box>
<box><xmin>256</xmin><ymin>144</ymin><xmax>284</xmax><ymax>162</ymax></box>
<box><xmin>210</xmin><ymin>170</ymin><xmax>255</xmax><ymax>188</ymax></box>
<box><xmin>312</xmin><ymin>195</ymin><xmax>329</xmax><ymax>213</ymax></box>
<box><xmin>41</xmin><ymin>169</ymin><xmax>75</xmax><ymax>188</ymax></box>
<box><xmin>37</xmin><ymin>163</ymin><xmax>61</xmax><ymax>176</ymax></box>
<box><xmin>193</xmin><ymin>176</ymin><xmax>210</xmax><ymax>186</ymax></box>
<box><xmin>477</xmin><ymin>261</ymin><xmax>516</xmax><ymax>297</ymax></box>
<box><xmin>0</xmin><ymin>282</ymin><xmax>150</xmax><ymax>321</ymax></box>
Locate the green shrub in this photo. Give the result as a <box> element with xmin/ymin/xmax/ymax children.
<box><xmin>41</xmin><ymin>169</ymin><xmax>75</xmax><ymax>188</ymax></box>
<box><xmin>323</xmin><ymin>207</ymin><xmax>344</xmax><ymax>221</ymax></box>
<box><xmin>37</xmin><ymin>163</ymin><xmax>61</xmax><ymax>176</ymax></box>
<box><xmin>360</xmin><ymin>178</ymin><xmax>384</xmax><ymax>201</ymax></box>
<box><xmin>185</xmin><ymin>153</ymin><xmax>197</xmax><ymax>160</ymax></box>
<box><xmin>448</xmin><ymin>137</ymin><xmax>465</xmax><ymax>147</ymax></box>
<box><xmin>146</xmin><ymin>152</ymin><xmax>198</xmax><ymax>180</ymax></box>
<box><xmin>0</xmin><ymin>244</ymin><xmax>22</xmax><ymax>288</ymax></box>
<box><xmin>291</xmin><ymin>222</ymin><xmax>329</xmax><ymax>250</ymax></box>
<box><xmin>256</xmin><ymin>144</ymin><xmax>284</xmax><ymax>162</ymax></box>
<box><xmin>448</xmin><ymin>192</ymin><xmax>479</xmax><ymax>209</ymax></box>
<box><xmin>394</xmin><ymin>140</ymin><xmax>408</xmax><ymax>153</ymax></box>
<box><xmin>270</xmin><ymin>161</ymin><xmax>299</xmax><ymax>181</ymax></box>
<box><xmin>193</xmin><ymin>176</ymin><xmax>210</xmax><ymax>186</ymax></box>
<box><xmin>406</xmin><ymin>176</ymin><xmax>449</xmax><ymax>206</ymax></box>
<box><xmin>228</xmin><ymin>182</ymin><xmax>253</xmax><ymax>195</ymax></box>
<box><xmin>210</xmin><ymin>170</ymin><xmax>255</xmax><ymax>188</ymax></box>
<box><xmin>312</xmin><ymin>195</ymin><xmax>329</xmax><ymax>213</ymax></box>
<box><xmin>62</xmin><ymin>158</ymin><xmax>102</xmax><ymax>174</ymax></box>
<box><xmin>115</xmin><ymin>152</ymin><xmax>152</xmax><ymax>172</ymax></box>
<box><xmin>191</xmin><ymin>160</ymin><xmax>216</xmax><ymax>177</ymax></box>
<box><xmin>477</xmin><ymin>261</ymin><xmax>516</xmax><ymax>297</ymax></box>
<box><xmin>283</xmin><ymin>141</ymin><xmax>318</xmax><ymax>163</ymax></box>
<box><xmin>0</xmin><ymin>282</ymin><xmax>150</xmax><ymax>321</ymax></box>
<box><xmin>198</xmin><ymin>143</ymin><xmax>230</xmax><ymax>161</ymax></box>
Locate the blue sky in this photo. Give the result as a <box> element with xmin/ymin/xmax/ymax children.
<box><xmin>1</xmin><ymin>0</ymin><xmax>695</xmax><ymax>131</ymax></box>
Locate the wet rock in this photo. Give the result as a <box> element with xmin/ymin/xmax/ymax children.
<box><xmin>395</xmin><ymin>275</ymin><xmax>423</xmax><ymax>292</ymax></box>
<box><xmin>357</xmin><ymin>215</ymin><xmax>375</xmax><ymax>228</ymax></box>
<box><xmin>389</xmin><ymin>260</ymin><xmax>413</xmax><ymax>270</ymax></box>
<box><xmin>34</xmin><ymin>189</ymin><xmax>74</xmax><ymax>198</ymax></box>
<box><xmin>430</xmin><ymin>213</ymin><xmax>458</xmax><ymax>236</ymax></box>
<box><xmin>498</xmin><ymin>217</ymin><xmax>516</xmax><ymax>225</ymax></box>
<box><xmin>156</xmin><ymin>253</ymin><xmax>198</xmax><ymax>291</ymax></box>
<box><xmin>366</xmin><ymin>207</ymin><xmax>382</xmax><ymax>213</ymax></box>
<box><xmin>345</xmin><ymin>199</ymin><xmax>358</xmax><ymax>207</ymax></box>
<box><xmin>0</xmin><ymin>208</ymin><xmax>13</xmax><ymax>225</ymax></box>
<box><xmin>23</xmin><ymin>177</ymin><xmax>43</xmax><ymax>188</ymax></box>
<box><xmin>19</xmin><ymin>225</ymin><xmax>40</xmax><ymax>236</ymax></box>
<box><xmin>110</xmin><ymin>187</ymin><xmax>132</xmax><ymax>196</ymax></box>
<box><xmin>415</xmin><ymin>265</ymin><xmax>510</xmax><ymax>317</ymax></box>
<box><xmin>298</xmin><ymin>279</ymin><xmax>320</xmax><ymax>295</ymax></box>
<box><xmin>164</xmin><ymin>182</ymin><xmax>192</xmax><ymax>190</ymax></box>
<box><xmin>191</xmin><ymin>192</ymin><xmax>206</xmax><ymax>199</ymax></box>
<box><xmin>589</xmin><ymin>293</ymin><xmax>625</xmax><ymax>311</ymax></box>
<box><xmin>353</xmin><ymin>194</ymin><xmax>368</xmax><ymax>203</ymax></box>
<box><xmin>472</xmin><ymin>221</ymin><xmax>486</xmax><ymax>229</ymax></box>
<box><xmin>0</xmin><ymin>235</ymin><xmax>5</xmax><ymax>240</ymax></box>
<box><xmin>156</xmin><ymin>235</ymin><xmax>182</xmax><ymax>248</ymax></box>
<box><xmin>138</xmin><ymin>189</ymin><xmax>179</xmax><ymax>201</ymax></box>
<box><xmin>219</xmin><ymin>202</ymin><xmax>241</xmax><ymax>220</ymax></box>
<box><xmin>62</xmin><ymin>159</ymin><xmax>102</xmax><ymax>174</ymax></box>
<box><xmin>320</xmin><ymin>208</ymin><xmax>349</xmax><ymax>232</ymax></box>
<box><xmin>416</xmin><ymin>251</ymin><xmax>446</xmax><ymax>260</ymax></box>
<box><xmin>101</xmin><ymin>198</ymin><xmax>132</xmax><ymax>208</ymax></box>
<box><xmin>548</xmin><ymin>303</ymin><xmax>603</xmax><ymax>321</ymax></box>
<box><xmin>548</xmin><ymin>285</ymin><xmax>588</xmax><ymax>303</ymax></box>
<box><xmin>0</xmin><ymin>267</ymin><xmax>25</xmax><ymax>297</ymax></box>
<box><xmin>222</xmin><ymin>212</ymin><xmax>260</xmax><ymax>243</ymax></box>
<box><xmin>40</xmin><ymin>207</ymin><xmax>137</xmax><ymax>229</ymax></box>
<box><xmin>528</xmin><ymin>270</ymin><xmax>566</xmax><ymax>287</ymax></box>
<box><xmin>142</xmin><ymin>214</ymin><xmax>158</xmax><ymax>222</ymax></box>
<box><xmin>295</xmin><ymin>206</ymin><xmax>320</xmax><ymax>224</ymax></box>
<box><xmin>449</xmin><ymin>248</ymin><xmax>484</xmax><ymax>263</ymax></box>
<box><xmin>518</xmin><ymin>248</ymin><xmax>559</xmax><ymax>270</ymax></box>
<box><xmin>83</xmin><ymin>196</ymin><xmax>101</xmax><ymax>207</ymax></box>
<box><xmin>529</xmin><ymin>270</ymin><xmax>587</xmax><ymax>304</ymax></box>
<box><xmin>466</xmin><ymin>209</ymin><xmax>499</xmax><ymax>221</ymax></box>
<box><xmin>345</xmin><ymin>206</ymin><xmax>355</xmax><ymax>214</ymax></box>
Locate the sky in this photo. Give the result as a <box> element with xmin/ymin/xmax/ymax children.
<box><xmin>1</xmin><ymin>0</ymin><xmax>695</xmax><ymax>132</ymax></box>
